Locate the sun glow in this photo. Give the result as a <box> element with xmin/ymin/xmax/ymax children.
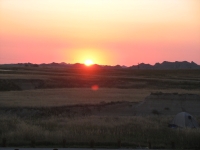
<box><xmin>84</xmin><ymin>59</ymin><xmax>94</xmax><ymax>66</ymax></box>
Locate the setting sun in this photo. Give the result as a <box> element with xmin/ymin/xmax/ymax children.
<box><xmin>0</xmin><ymin>0</ymin><xmax>200</xmax><ymax>65</ymax></box>
<box><xmin>84</xmin><ymin>59</ymin><xmax>94</xmax><ymax>66</ymax></box>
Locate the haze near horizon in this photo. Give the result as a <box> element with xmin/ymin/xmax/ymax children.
<box><xmin>0</xmin><ymin>0</ymin><xmax>200</xmax><ymax>66</ymax></box>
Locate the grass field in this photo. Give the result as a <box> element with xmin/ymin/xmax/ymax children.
<box><xmin>0</xmin><ymin>66</ymin><xmax>200</xmax><ymax>148</ymax></box>
<box><xmin>1</xmin><ymin>88</ymin><xmax>200</xmax><ymax>107</ymax></box>
<box><xmin>1</xmin><ymin>115</ymin><xmax>200</xmax><ymax>149</ymax></box>
<box><xmin>1</xmin><ymin>67</ymin><xmax>200</xmax><ymax>91</ymax></box>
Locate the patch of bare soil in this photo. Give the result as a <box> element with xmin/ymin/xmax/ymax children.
<box><xmin>135</xmin><ymin>92</ymin><xmax>200</xmax><ymax>116</ymax></box>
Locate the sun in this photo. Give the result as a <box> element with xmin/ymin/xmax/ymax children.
<box><xmin>84</xmin><ymin>59</ymin><xmax>94</xmax><ymax>66</ymax></box>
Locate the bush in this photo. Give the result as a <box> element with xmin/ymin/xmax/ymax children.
<box><xmin>152</xmin><ymin>109</ymin><xmax>160</xmax><ymax>115</ymax></box>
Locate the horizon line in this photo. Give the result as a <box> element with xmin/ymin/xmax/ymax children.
<box><xmin>0</xmin><ymin>60</ymin><xmax>199</xmax><ymax>67</ymax></box>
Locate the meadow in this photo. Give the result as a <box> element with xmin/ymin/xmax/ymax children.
<box><xmin>1</xmin><ymin>88</ymin><xmax>200</xmax><ymax>107</ymax></box>
<box><xmin>0</xmin><ymin>66</ymin><xmax>200</xmax><ymax>148</ymax></box>
<box><xmin>1</xmin><ymin>115</ymin><xmax>200</xmax><ymax>149</ymax></box>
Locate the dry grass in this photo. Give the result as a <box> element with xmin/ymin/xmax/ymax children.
<box><xmin>1</xmin><ymin>115</ymin><xmax>200</xmax><ymax>148</ymax></box>
<box><xmin>0</xmin><ymin>88</ymin><xmax>200</xmax><ymax>107</ymax></box>
<box><xmin>1</xmin><ymin>68</ymin><xmax>200</xmax><ymax>148</ymax></box>
<box><xmin>1</xmin><ymin>68</ymin><xmax>200</xmax><ymax>91</ymax></box>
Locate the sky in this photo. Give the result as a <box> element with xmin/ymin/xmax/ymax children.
<box><xmin>0</xmin><ymin>0</ymin><xmax>200</xmax><ymax>66</ymax></box>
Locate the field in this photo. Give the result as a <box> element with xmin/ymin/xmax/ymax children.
<box><xmin>0</xmin><ymin>66</ymin><xmax>200</xmax><ymax>149</ymax></box>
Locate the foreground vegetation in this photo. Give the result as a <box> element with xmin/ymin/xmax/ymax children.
<box><xmin>1</xmin><ymin>115</ymin><xmax>200</xmax><ymax>149</ymax></box>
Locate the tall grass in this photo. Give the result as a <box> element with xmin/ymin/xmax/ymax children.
<box><xmin>1</xmin><ymin>115</ymin><xmax>200</xmax><ymax>148</ymax></box>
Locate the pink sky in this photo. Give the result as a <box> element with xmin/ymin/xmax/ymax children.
<box><xmin>0</xmin><ymin>0</ymin><xmax>200</xmax><ymax>66</ymax></box>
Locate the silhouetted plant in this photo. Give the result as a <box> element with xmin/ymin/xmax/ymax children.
<box><xmin>152</xmin><ymin>109</ymin><xmax>160</xmax><ymax>115</ymax></box>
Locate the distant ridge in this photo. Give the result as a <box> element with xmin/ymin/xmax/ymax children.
<box><xmin>129</xmin><ymin>61</ymin><xmax>200</xmax><ymax>70</ymax></box>
<box><xmin>0</xmin><ymin>61</ymin><xmax>200</xmax><ymax>69</ymax></box>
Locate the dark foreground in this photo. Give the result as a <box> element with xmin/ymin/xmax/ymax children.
<box><xmin>0</xmin><ymin>148</ymin><xmax>174</xmax><ymax>150</ymax></box>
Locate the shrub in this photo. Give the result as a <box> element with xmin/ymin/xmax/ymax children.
<box><xmin>152</xmin><ymin>109</ymin><xmax>160</xmax><ymax>115</ymax></box>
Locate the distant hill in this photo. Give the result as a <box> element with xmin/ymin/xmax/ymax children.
<box><xmin>0</xmin><ymin>61</ymin><xmax>200</xmax><ymax>69</ymax></box>
<box><xmin>129</xmin><ymin>61</ymin><xmax>200</xmax><ymax>70</ymax></box>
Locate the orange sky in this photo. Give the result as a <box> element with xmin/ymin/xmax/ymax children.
<box><xmin>0</xmin><ymin>0</ymin><xmax>200</xmax><ymax>66</ymax></box>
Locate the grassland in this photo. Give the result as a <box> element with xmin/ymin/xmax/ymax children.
<box><xmin>0</xmin><ymin>66</ymin><xmax>200</xmax><ymax>148</ymax></box>
<box><xmin>1</xmin><ymin>67</ymin><xmax>200</xmax><ymax>91</ymax></box>
<box><xmin>1</xmin><ymin>88</ymin><xmax>200</xmax><ymax>107</ymax></box>
<box><xmin>1</xmin><ymin>115</ymin><xmax>200</xmax><ymax>149</ymax></box>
